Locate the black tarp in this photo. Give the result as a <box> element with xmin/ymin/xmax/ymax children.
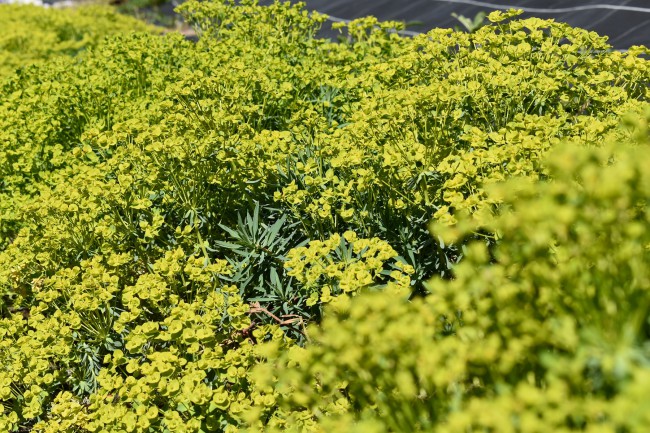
<box><xmin>269</xmin><ymin>0</ymin><xmax>650</xmax><ymax>50</ymax></box>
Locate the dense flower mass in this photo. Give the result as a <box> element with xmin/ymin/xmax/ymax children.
<box><xmin>0</xmin><ymin>1</ymin><xmax>649</xmax><ymax>432</ymax></box>
<box><xmin>247</xmin><ymin>122</ymin><xmax>650</xmax><ymax>432</ymax></box>
<box><xmin>0</xmin><ymin>4</ymin><xmax>154</xmax><ymax>78</ymax></box>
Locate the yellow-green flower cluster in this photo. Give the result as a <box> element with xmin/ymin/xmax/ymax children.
<box><xmin>0</xmin><ymin>4</ymin><xmax>155</xmax><ymax>79</ymax></box>
<box><xmin>246</xmin><ymin>110</ymin><xmax>650</xmax><ymax>433</ymax></box>
<box><xmin>0</xmin><ymin>0</ymin><xmax>648</xmax><ymax>431</ymax></box>
<box><xmin>285</xmin><ymin>231</ymin><xmax>413</xmax><ymax>306</ymax></box>
<box><xmin>0</xmin><ymin>243</ymin><xmax>292</xmax><ymax>432</ymax></box>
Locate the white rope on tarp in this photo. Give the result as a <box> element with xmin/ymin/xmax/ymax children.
<box><xmin>429</xmin><ymin>0</ymin><xmax>650</xmax><ymax>14</ymax></box>
<box><xmin>325</xmin><ymin>14</ymin><xmax>423</xmax><ymax>37</ymax></box>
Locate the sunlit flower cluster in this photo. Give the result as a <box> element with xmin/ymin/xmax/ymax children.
<box><xmin>0</xmin><ymin>1</ymin><xmax>648</xmax><ymax>432</ymax></box>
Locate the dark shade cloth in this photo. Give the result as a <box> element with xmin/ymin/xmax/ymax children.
<box><xmin>261</xmin><ymin>0</ymin><xmax>650</xmax><ymax>50</ymax></box>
